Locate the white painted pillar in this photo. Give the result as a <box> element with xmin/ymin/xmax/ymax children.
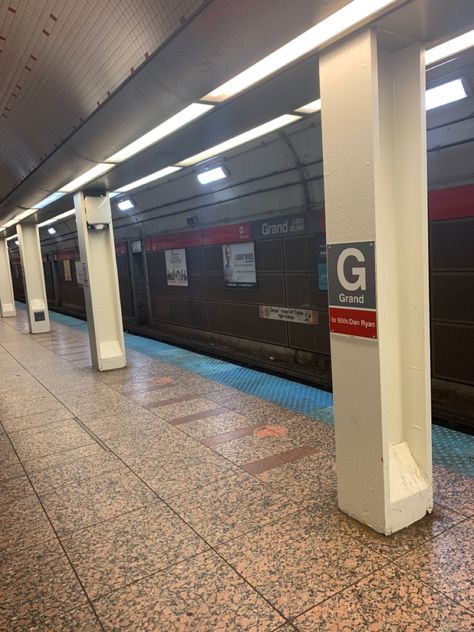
<box><xmin>74</xmin><ymin>192</ymin><xmax>126</xmax><ymax>371</ymax></box>
<box><xmin>0</xmin><ymin>238</ymin><xmax>16</xmax><ymax>317</ymax></box>
<box><xmin>319</xmin><ymin>30</ymin><xmax>432</xmax><ymax>534</ymax></box>
<box><xmin>17</xmin><ymin>224</ymin><xmax>51</xmax><ymax>334</ymax></box>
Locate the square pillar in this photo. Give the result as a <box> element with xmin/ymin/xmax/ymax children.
<box><xmin>74</xmin><ymin>192</ymin><xmax>126</xmax><ymax>371</ymax></box>
<box><xmin>0</xmin><ymin>238</ymin><xmax>16</xmax><ymax>317</ymax></box>
<box><xmin>320</xmin><ymin>30</ymin><xmax>432</xmax><ymax>534</ymax></box>
<box><xmin>17</xmin><ymin>224</ymin><xmax>51</xmax><ymax>334</ymax></box>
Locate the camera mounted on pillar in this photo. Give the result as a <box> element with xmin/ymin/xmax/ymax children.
<box><xmin>83</xmin><ymin>190</ymin><xmax>111</xmax><ymax>231</ymax></box>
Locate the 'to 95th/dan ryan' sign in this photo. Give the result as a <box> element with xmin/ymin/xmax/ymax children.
<box><xmin>327</xmin><ymin>241</ymin><xmax>377</xmax><ymax>339</ymax></box>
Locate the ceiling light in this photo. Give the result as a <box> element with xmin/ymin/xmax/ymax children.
<box><xmin>33</xmin><ymin>192</ymin><xmax>66</xmax><ymax>209</ymax></box>
<box><xmin>177</xmin><ymin>114</ymin><xmax>301</xmax><ymax>167</ymax></box>
<box><xmin>115</xmin><ymin>166</ymin><xmax>182</xmax><ymax>193</ymax></box>
<box><xmin>117</xmin><ymin>199</ymin><xmax>134</xmax><ymax>211</ymax></box>
<box><xmin>6</xmin><ymin>234</ymin><xmax>17</xmax><ymax>241</ymax></box>
<box><xmin>14</xmin><ymin>240</ymin><xmax>19</xmax><ymax>246</ymax></box>
<box><xmin>38</xmin><ymin>209</ymin><xmax>75</xmax><ymax>227</ymax></box>
<box><xmin>295</xmin><ymin>99</ymin><xmax>322</xmax><ymax>114</ymax></box>
<box><xmin>107</xmin><ymin>104</ymin><xmax>214</xmax><ymax>162</ymax></box>
<box><xmin>59</xmin><ymin>163</ymin><xmax>113</xmax><ymax>193</ymax></box>
<box><xmin>48</xmin><ymin>227</ymin><xmax>57</xmax><ymax>235</ymax></box>
<box><xmin>425</xmin><ymin>78</ymin><xmax>467</xmax><ymax>110</ymax></box>
<box><xmin>197</xmin><ymin>166</ymin><xmax>228</xmax><ymax>185</ymax></box>
<box><xmin>426</xmin><ymin>29</ymin><xmax>474</xmax><ymax>66</ymax></box>
<box><xmin>201</xmin><ymin>0</ymin><xmax>399</xmax><ymax>102</ymax></box>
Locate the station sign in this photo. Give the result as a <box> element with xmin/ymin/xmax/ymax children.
<box><xmin>327</xmin><ymin>241</ymin><xmax>377</xmax><ymax>339</ymax></box>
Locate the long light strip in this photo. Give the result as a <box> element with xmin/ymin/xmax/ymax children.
<box><xmin>202</xmin><ymin>0</ymin><xmax>400</xmax><ymax>102</ymax></box>
<box><xmin>177</xmin><ymin>114</ymin><xmax>301</xmax><ymax>167</ymax></box>
<box><xmin>34</xmin><ymin>192</ymin><xmax>66</xmax><ymax>209</ymax></box>
<box><xmin>107</xmin><ymin>103</ymin><xmax>214</xmax><ymax>162</ymax></box>
<box><xmin>295</xmin><ymin>99</ymin><xmax>322</xmax><ymax>114</ymax></box>
<box><xmin>59</xmin><ymin>163</ymin><xmax>114</xmax><ymax>193</ymax></box>
<box><xmin>38</xmin><ymin>209</ymin><xmax>75</xmax><ymax>228</ymax></box>
<box><xmin>14</xmin><ymin>209</ymin><xmax>37</xmax><ymax>222</ymax></box>
<box><xmin>426</xmin><ymin>29</ymin><xmax>474</xmax><ymax>66</ymax></box>
<box><xmin>6</xmin><ymin>234</ymin><xmax>17</xmax><ymax>241</ymax></box>
<box><xmin>115</xmin><ymin>166</ymin><xmax>182</xmax><ymax>194</ymax></box>
<box><xmin>426</xmin><ymin>78</ymin><xmax>467</xmax><ymax>111</ymax></box>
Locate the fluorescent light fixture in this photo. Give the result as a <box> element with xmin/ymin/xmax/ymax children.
<box><xmin>6</xmin><ymin>234</ymin><xmax>17</xmax><ymax>241</ymax></box>
<box><xmin>426</xmin><ymin>78</ymin><xmax>467</xmax><ymax>111</ymax></box>
<box><xmin>48</xmin><ymin>227</ymin><xmax>57</xmax><ymax>235</ymax></box>
<box><xmin>202</xmin><ymin>0</ymin><xmax>399</xmax><ymax>102</ymax></box>
<box><xmin>426</xmin><ymin>29</ymin><xmax>474</xmax><ymax>66</ymax></box>
<box><xmin>117</xmin><ymin>199</ymin><xmax>134</xmax><ymax>211</ymax></box>
<box><xmin>295</xmin><ymin>98</ymin><xmax>322</xmax><ymax>114</ymax></box>
<box><xmin>59</xmin><ymin>163</ymin><xmax>113</xmax><ymax>193</ymax></box>
<box><xmin>14</xmin><ymin>240</ymin><xmax>19</xmax><ymax>246</ymax></box>
<box><xmin>115</xmin><ymin>166</ymin><xmax>182</xmax><ymax>193</ymax></box>
<box><xmin>197</xmin><ymin>166</ymin><xmax>228</xmax><ymax>185</ymax></box>
<box><xmin>177</xmin><ymin>114</ymin><xmax>301</xmax><ymax>167</ymax></box>
<box><xmin>33</xmin><ymin>192</ymin><xmax>66</xmax><ymax>209</ymax></box>
<box><xmin>38</xmin><ymin>209</ymin><xmax>75</xmax><ymax>228</ymax></box>
<box><xmin>107</xmin><ymin>104</ymin><xmax>214</xmax><ymax>162</ymax></box>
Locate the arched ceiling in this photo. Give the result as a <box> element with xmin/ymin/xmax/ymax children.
<box><xmin>0</xmin><ymin>0</ymin><xmax>207</xmax><ymax>200</ymax></box>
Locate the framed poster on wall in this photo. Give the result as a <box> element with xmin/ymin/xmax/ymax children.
<box><xmin>222</xmin><ymin>242</ymin><xmax>256</xmax><ymax>288</ymax></box>
<box><xmin>165</xmin><ymin>249</ymin><xmax>188</xmax><ymax>286</ymax></box>
<box><xmin>63</xmin><ymin>259</ymin><xmax>72</xmax><ymax>282</ymax></box>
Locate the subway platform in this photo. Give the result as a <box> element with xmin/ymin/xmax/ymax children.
<box><xmin>0</xmin><ymin>306</ymin><xmax>473</xmax><ymax>631</ymax></box>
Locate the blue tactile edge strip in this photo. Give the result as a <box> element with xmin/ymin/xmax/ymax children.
<box><xmin>17</xmin><ymin>303</ymin><xmax>474</xmax><ymax>478</ymax></box>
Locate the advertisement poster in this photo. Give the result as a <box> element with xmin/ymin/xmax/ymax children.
<box><xmin>222</xmin><ymin>242</ymin><xmax>256</xmax><ymax>288</ymax></box>
<box><xmin>165</xmin><ymin>249</ymin><xmax>188</xmax><ymax>286</ymax></box>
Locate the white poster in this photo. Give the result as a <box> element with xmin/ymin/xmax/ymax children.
<box><xmin>222</xmin><ymin>242</ymin><xmax>256</xmax><ymax>288</ymax></box>
<box><xmin>165</xmin><ymin>249</ymin><xmax>188</xmax><ymax>286</ymax></box>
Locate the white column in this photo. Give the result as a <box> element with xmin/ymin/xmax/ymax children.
<box><xmin>74</xmin><ymin>192</ymin><xmax>126</xmax><ymax>371</ymax></box>
<box><xmin>0</xmin><ymin>238</ymin><xmax>16</xmax><ymax>317</ymax></box>
<box><xmin>17</xmin><ymin>224</ymin><xmax>51</xmax><ymax>334</ymax></box>
<box><xmin>320</xmin><ymin>29</ymin><xmax>432</xmax><ymax>534</ymax></box>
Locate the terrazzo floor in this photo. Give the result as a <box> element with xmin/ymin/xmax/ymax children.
<box><xmin>0</xmin><ymin>309</ymin><xmax>473</xmax><ymax>631</ymax></box>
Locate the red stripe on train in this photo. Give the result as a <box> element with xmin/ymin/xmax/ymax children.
<box><xmin>429</xmin><ymin>184</ymin><xmax>474</xmax><ymax>221</ymax></box>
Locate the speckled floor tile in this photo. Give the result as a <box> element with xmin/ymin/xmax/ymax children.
<box><xmin>0</xmin><ymin>495</ymin><xmax>56</xmax><ymax>554</ymax></box>
<box><xmin>286</xmin><ymin>416</ymin><xmax>336</xmax><ymax>454</ymax></box>
<box><xmin>0</xmin><ymin>439</ymin><xmax>24</xmax><ymax>481</ymax></box>
<box><xmin>9</xmin><ymin>420</ymin><xmax>95</xmax><ymax>461</ymax></box>
<box><xmin>0</xmin><ymin>394</ymin><xmax>65</xmax><ymax>421</ymax></box>
<box><xmin>257</xmin><ymin>450</ymin><xmax>337</xmax><ymax>500</ymax></box>
<box><xmin>78</xmin><ymin>408</ymin><xmax>165</xmax><ymax>440</ymax></box>
<box><xmin>295</xmin><ymin>564</ymin><xmax>474</xmax><ymax>631</ymax></box>
<box><xmin>94</xmin><ymin>550</ymin><xmax>284</xmax><ymax>631</ymax></box>
<box><xmin>0</xmin><ymin>475</ymin><xmax>36</xmax><ymax>505</ymax></box>
<box><xmin>11</xmin><ymin>604</ymin><xmax>103</xmax><ymax>631</ymax></box>
<box><xmin>150</xmin><ymin>397</ymin><xmax>223</xmax><ymax>421</ymax></box>
<box><xmin>22</xmin><ymin>442</ymin><xmax>107</xmax><ymax>475</ymax></box>
<box><xmin>434</xmin><ymin>466</ymin><xmax>474</xmax><ymax>516</ymax></box>
<box><xmin>218</xmin><ymin>506</ymin><xmax>387</xmax><ymax>618</ymax></box>
<box><xmin>63</xmin><ymin>501</ymin><xmax>209</xmax><ymax>598</ymax></box>
<box><xmin>128</xmin><ymin>444</ymin><xmax>241</xmax><ymax>498</ymax></box>
<box><xmin>1</xmin><ymin>407</ymin><xmax>75</xmax><ymax>433</ymax></box>
<box><xmin>323</xmin><ymin>503</ymin><xmax>466</xmax><ymax>560</ymax></box>
<box><xmin>40</xmin><ymin>469</ymin><xmax>156</xmax><ymax>534</ymax></box>
<box><xmin>396</xmin><ymin>518</ymin><xmax>473</xmax><ymax>610</ymax></box>
<box><xmin>180</xmin><ymin>409</ymin><xmax>254</xmax><ymax>439</ymax></box>
<box><xmin>107</xmin><ymin>425</ymin><xmax>199</xmax><ymax>462</ymax></box>
<box><xmin>211</xmin><ymin>432</ymin><xmax>302</xmax><ymax>466</ymax></box>
<box><xmin>129</xmin><ymin>384</ymin><xmax>198</xmax><ymax>407</ymax></box>
<box><xmin>0</xmin><ymin>538</ymin><xmax>87</xmax><ymax>630</ymax></box>
<box><xmin>167</xmin><ymin>472</ymin><xmax>300</xmax><ymax>546</ymax></box>
<box><xmin>29</xmin><ymin>451</ymin><xmax>124</xmax><ymax>493</ymax></box>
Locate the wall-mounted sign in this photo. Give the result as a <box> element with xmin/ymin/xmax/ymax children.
<box><xmin>165</xmin><ymin>249</ymin><xmax>188</xmax><ymax>286</ymax></box>
<box><xmin>252</xmin><ymin>214</ymin><xmax>306</xmax><ymax>240</ymax></box>
<box><xmin>259</xmin><ymin>305</ymin><xmax>319</xmax><ymax>325</ymax></box>
<box><xmin>63</xmin><ymin>259</ymin><xmax>72</xmax><ymax>282</ymax></box>
<box><xmin>75</xmin><ymin>261</ymin><xmax>84</xmax><ymax>286</ymax></box>
<box><xmin>327</xmin><ymin>241</ymin><xmax>377</xmax><ymax>339</ymax></box>
<box><xmin>222</xmin><ymin>242</ymin><xmax>256</xmax><ymax>288</ymax></box>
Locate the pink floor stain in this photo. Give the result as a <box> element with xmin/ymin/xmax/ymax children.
<box><xmin>254</xmin><ymin>425</ymin><xmax>289</xmax><ymax>438</ymax></box>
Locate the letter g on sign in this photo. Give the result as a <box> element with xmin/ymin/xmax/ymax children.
<box><xmin>337</xmin><ymin>248</ymin><xmax>366</xmax><ymax>292</ymax></box>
